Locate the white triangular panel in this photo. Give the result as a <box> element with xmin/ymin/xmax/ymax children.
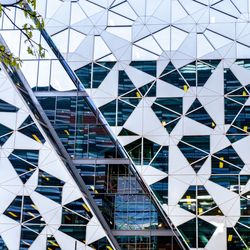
<box><xmin>86</xmin><ymin>216</ymin><xmax>106</xmax><ymax>245</ymax></box>
<box><xmin>135</xmin><ymin>165</ymin><xmax>167</xmax><ymax>186</ymax></box>
<box><xmin>0</xmin><ymin>215</ymin><xmax>21</xmax><ymax>250</ymax></box>
<box><xmin>125</xmin><ymin>66</ymin><xmax>155</xmax><ymax>88</ymax></box>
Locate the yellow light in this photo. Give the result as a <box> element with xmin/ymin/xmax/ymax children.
<box><xmin>107</xmin><ymin>247</ymin><xmax>113</xmax><ymax>250</ymax></box>
<box><xmin>41</xmin><ymin>175</ymin><xmax>50</xmax><ymax>181</ymax></box>
<box><xmin>183</xmin><ymin>84</ymin><xmax>188</xmax><ymax>92</ymax></box>
<box><xmin>82</xmin><ymin>203</ymin><xmax>90</xmax><ymax>212</ymax></box>
<box><xmin>31</xmin><ymin>204</ymin><xmax>38</xmax><ymax>210</ymax></box>
<box><xmin>212</xmin><ymin>122</ymin><xmax>216</xmax><ymax>127</ymax></box>
<box><xmin>186</xmin><ymin>195</ymin><xmax>191</xmax><ymax>204</ymax></box>
<box><xmin>48</xmin><ymin>241</ymin><xmax>59</xmax><ymax>247</ymax></box>
<box><xmin>32</xmin><ymin>134</ymin><xmax>42</xmax><ymax>143</ymax></box>
<box><xmin>243</xmin><ymin>126</ymin><xmax>248</xmax><ymax>132</ymax></box>
<box><xmin>219</xmin><ymin>157</ymin><xmax>224</xmax><ymax>168</ymax></box>
<box><xmin>162</xmin><ymin>120</ymin><xmax>167</xmax><ymax>127</ymax></box>
<box><xmin>136</xmin><ymin>91</ymin><xmax>141</xmax><ymax>98</ymax></box>
<box><xmin>64</xmin><ymin>129</ymin><xmax>70</xmax><ymax>136</ymax></box>
<box><xmin>228</xmin><ymin>234</ymin><xmax>233</xmax><ymax>242</ymax></box>
<box><xmin>242</xmin><ymin>91</ymin><xmax>247</xmax><ymax>96</ymax></box>
<box><xmin>27</xmin><ymin>212</ymin><xmax>35</xmax><ymax>218</ymax></box>
<box><xmin>65</xmin><ymin>215</ymin><xmax>71</xmax><ymax>221</ymax></box>
<box><xmin>8</xmin><ymin>211</ymin><xmax>17</xmax><ymax>218</ymax></box>
<box><xmin>198</xmin><ymin>208</ymin><xmax>203</xmax><ymax>215</ymax></box>
<box><xmin>90</xmin><ymin>185</ymin><xmax>99</xmax><ymax>194</ymax></box>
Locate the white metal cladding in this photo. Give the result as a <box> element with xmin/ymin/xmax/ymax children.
<box><xmin>0</xmin><ymin>65</ymin><xmax>113</xmax><ymax>249</ymax></box>
<box><xmin>0</xmin><ymin>0</ymin><xmax>249</xmax><ymax>249</ymax></box>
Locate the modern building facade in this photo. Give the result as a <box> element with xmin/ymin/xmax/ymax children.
<box><xmin>0</xmin><ymin>0</ymin><xmax>249</xmax><ymax>249</ymax></box>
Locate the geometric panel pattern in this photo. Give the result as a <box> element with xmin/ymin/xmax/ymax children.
<box><xmin>1</xmin><ymin>0</ymin><xmax>250</xmax><ymax>249</ymax></box>
<box><xmin>28</xmin><ymin>1</ymin><xmax>250</xmax><ymax>249</ymax></box>
<box><xmin>0</xmin><ymin>66</ymin><xmax>114</xmax><ymax>249</ymax></box>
